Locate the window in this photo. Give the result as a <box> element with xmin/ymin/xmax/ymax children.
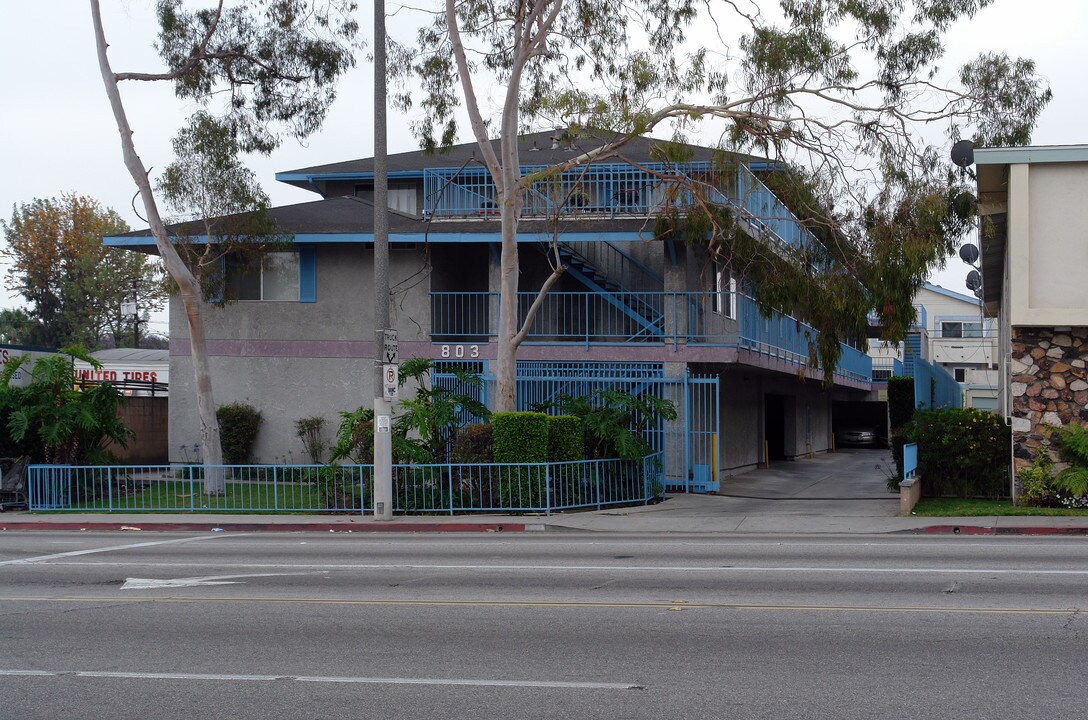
<box><xmin>355</xmin><ymin>182</ymin><xmax>418</xmax><ymax>215</ymax></box>
<box><xmin>941</xmin><ymin>320</ymin><xmax>983</xmax><ymax>338</ymax></box>
<box><xmin>953</xmin><ymin>367</ymin><xmax>967</xmax><ymax>382</ymax></box>
<box><xmin>224</xmin><ymin>251</ymin><xmax>315</xmax><ymax>302</ymax></box>
<box><xmin>713</xmin><ymin>265</ymin><xmax>737</xmax><ymax>319</ymax></box>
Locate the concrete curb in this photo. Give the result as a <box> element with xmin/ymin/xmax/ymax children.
<box><xmin>0</xmin><ymin>521</ymin><xmax>531</xmax><ymax>533</ymax></box>
<box><xmin>921</xmin><ymin>524</ymin><xmax>1088</xmax><ymax>536</ymax></box>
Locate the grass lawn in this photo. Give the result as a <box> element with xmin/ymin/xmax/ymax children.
<box><xmin>66</xmin><ymin>479</ymin><xmax>352</xmax><ymax>512</ymax></box>
<box><xmin>912</xmin><ymin>497</ymin><xmax>1088</xmax><ymax>517</ymax></box>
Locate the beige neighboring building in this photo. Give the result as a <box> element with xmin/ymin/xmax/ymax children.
<box><xmin>867</xmin><ymin>282</ymin><xmax>999</xmax><ymax>410</ymax></box>
<box><xmin>976</xmin><ymin>145</ymin><xmax>1088</xmax><ymax>490</ymax></box>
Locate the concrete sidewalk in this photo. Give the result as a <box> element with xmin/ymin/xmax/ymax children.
<box><xmin>3</xmin><ymin>494</ymin><xmax>1088</xmax><ymax>535</ymax></box>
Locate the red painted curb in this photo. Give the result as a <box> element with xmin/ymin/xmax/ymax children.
<box><xmin>0</xmin><ymin>522</ymin><xmax>526</xmax><ymax>533</ymax></box>
<box><xmin>923</xmin><ymin>525</ymin><xmax>1088</xmax><ymax>536</ymax></box>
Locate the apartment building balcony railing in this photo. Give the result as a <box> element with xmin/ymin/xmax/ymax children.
<box><xmin>871</xmin><ymin>357</ymin><xmax>905</xmax><ymax>382</ymax></box>
<box><xmin>431</xmin><ymin>291</ymin><xmax>873</xmax><ymax>385</ymax></box>
<box><xmin>423</xmin><ymin>162</ymin><xmax>813</xmax><ymax>252</ymax></box>
<box><xmin>867</xmin><ymin>304</ymin><xmax>928</xmax><ymax>330</ymax></box>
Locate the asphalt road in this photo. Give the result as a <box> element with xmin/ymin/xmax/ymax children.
<box><xmin>3</xmin><ymin>531</ymin><xmax>1088</xmax><ymax>719</ymax></box>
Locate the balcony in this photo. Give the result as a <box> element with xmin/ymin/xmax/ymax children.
<box><xmin>929</xmin><ymin>329</ymin><xmax>997</xmax><ymax>367</ymax></box>
<box><xmin>423</xmin><ymin>162</ymin><xmax>814</xmax><ymax>252</ymax></box>
<box><xmin>431</xmin><ymin>291</ymin><xmax>873</xmax><ymax>385</ymax></box>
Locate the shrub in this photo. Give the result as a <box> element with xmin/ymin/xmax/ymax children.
<box><xmin>330</xmin><ymin>407</ymin><xmax>374</xmax><ymax>463</ymax></box>
<box><xmin>1054</xmin><ymin>423</ymin><xmax>1088</xmax><ymax>497</ymax></box>
<box><xmin>451</xmin><ymin>423</ymin><xmax>493</xmax><ymax>463</ymax></box>
<box><xmin>1018</xmin><ymin>450</ymin><xmax>1058</xmax><ymax>507</ymax></box>
<box><xmin>909</xmin><ymin>408</ymin><xmax>1010</xmax><ymax>498</ymax></box>
<box><xmin>539</xmin><ymin>389</ymin><xmax>677</xmax><ymax>460</ymax></box>
<box><xmin>396</xmin><ymin>358</ymin><xmax>490</xmax><ymax>462</ymax></box>
<box><xmin>492</xmin><ymin>412</ymin><xmax>549</xmax><ymax>463</ymax></box>
<box><xmin>547</xmin><ymin>415</ymin><xmax>584</xmax><ymax>462</ymax></box>
<box><xmin>887</xmin><ymin>376</ymin><xmax>915</xmax><ymax>430</ymax></box>
<box><xmin>492</xmin><ymin>412</ymin><xmax>549</xmax><ymax>510</ymax></box>
<box><xmin>328</xmin><ymin>406</ymin><xmax>425</xmax><ymax>464</ymax></box>
<box><xmin>216</xmin><ymin>402</ymin><xmax>263</xmax><ymax>464</ymax></box>
<box><xmin>1</xmin><ymin>346</ymin><xmax>132</xmax><ymax>464</ymax></box>
<box><xmin>295</xmin><ymin>416</ymin><xmax>327</xmax><ymax>465</ymax></box>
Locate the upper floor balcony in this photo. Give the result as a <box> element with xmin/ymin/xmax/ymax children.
<box><xmin>929</xmin><ymin>329</ymin><xmax>998</xmax><ymax>367</ymax></box>
<box><xmin>423</xmin><ymin>162</ymin><xmax>814</xmax><ymax>252</ymax></box>
<box><xmin>431</xmin><ymin>290</ymin><xmax>872</xmax><ymax>386</ymax></box>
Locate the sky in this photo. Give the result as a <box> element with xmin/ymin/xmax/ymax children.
<box><xmin>2</xmin><ymin>0</ymin><xmax>1087</xmax><ymax>334</ymax></box>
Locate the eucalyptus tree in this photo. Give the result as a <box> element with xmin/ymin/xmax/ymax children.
<box><xmin>156</xmin><ymin>112</ymin><xmax>287</xmax><ymax>305</ymax></box>
<box><xmin>392</xmin><ymin>0</ymin><xmax>1050</xmax><ymax>407</ymax></box>
<box><xmin>91</xmin><ymin>0</ymin><xmax>358</xmax><ymax>488</ymax></box>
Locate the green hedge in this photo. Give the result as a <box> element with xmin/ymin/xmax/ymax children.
<box><xmin>887</xmin><ymin>376</ymin><xmax>915</xmax><ymax>430</ymax></box>
<box><xmin>492</xmin><ymin>411</ymin><xmax>549</xmax><ymax>463</ymax></box>
<box><xmin>216</xmin><ymin>402</ymin><xmax>263</xmax><ymax>464</ymax></box>
<box><xmin>547</xmin><ymin>415</ymin><xmax>584</xmax><ymax>462</ymax></box>
<box><xmin>909</xmin><ymin>408</ymin><xmax>1011</xmax><ymax>498</ymax></box>
<box><xmin>452</xmin><ymin>423</ymin><xmax>493</xmax><ymax>463</ymax></box>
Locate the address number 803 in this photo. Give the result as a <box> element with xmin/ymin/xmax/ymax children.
<box><xmin>439</xmin><ymin>344</ymin><xmax>480</xmax><ymax>359</ymax></box>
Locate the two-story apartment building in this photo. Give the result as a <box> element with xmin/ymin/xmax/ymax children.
<box><xmin>868</xmin><ymin>282</ymin><xmax>999</xmax><ymax>410</ymax></box>
<box><xmin>107</xmin><ymin>131</ymin><xmax>874</xmax><ymax>491</ymax></box>
<box><xmin>975</xmin><ymin>144</ymin><xmax>1088</xmax><ymax>489</ymax></box>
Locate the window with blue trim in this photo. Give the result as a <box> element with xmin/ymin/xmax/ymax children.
<box><xmin>222</xmin><ymin>248</ymin><xmax>316</xmax><ymax>302</ymax></box>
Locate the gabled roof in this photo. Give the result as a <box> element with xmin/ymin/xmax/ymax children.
<box><xmin>276</xmin><ymin>129</ymin><xmax>754</xmax><ymax>192</ymax></box>
<box><xmin>104</xmin><ymin>194</ymin><xmax>661</xmax><ymax>248</ymax></box>
<box><xmin>921</xmin><ymin>282</ymin><xmax>980</xmax><ymax>306</ymax></box>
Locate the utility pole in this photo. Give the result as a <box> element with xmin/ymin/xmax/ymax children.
<box><xmin>372</xmin><ymin>0</ymin><xmax>393</xmax><ymax>520</ymax></box>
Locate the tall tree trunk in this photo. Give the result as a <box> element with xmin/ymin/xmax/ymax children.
<box><xmin>91</xmin><ymin>0</ymin><xmax>225</xmax><ymax>492</ymax></box>
<box><xmin>494</xmin><ymin>199</ymin><xmax>520</xmax><ymax>412</ymax></box>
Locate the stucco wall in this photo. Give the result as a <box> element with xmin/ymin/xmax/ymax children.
<box><xmin>168</xmin><ymin>245</ymin><xmax>431</xmax><ymax>462</ymax></box>
<box><xmin>716</xmin><ymin>370</ymin><xmax>840</xmax><ymax>475</ymax></box>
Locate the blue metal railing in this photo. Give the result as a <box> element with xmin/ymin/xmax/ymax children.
<box><xmin>423</xmin><ymin>161</ymin><xmax>813</xmax><ymax>252</ymax></box>
<box><xmin>27</xmin><ymin>455</ymin><xmax>663</xmax><ymax>515</ymax></box>
<box><xmin>552</xmin><ymin>239</ymin><xmax>664</xmax><ymax>293</ymax></box>
<box><xmin>26</xmin><ymin>464</ymin><xmax>369</xmax><ymax>513</ymax></box>
<box><xmin>871</xmin><ymin>357</ymin><xmax>897</xmax><ymax>382</ymax></box>
<box><xmin>430</xmin><ymin>291</ymin><xmax>873</xmax><ymax>384</ymax></box>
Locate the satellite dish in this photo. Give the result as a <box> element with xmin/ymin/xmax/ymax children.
<box><xmin>951</xmin><ymin>140</ymin><xmax>975</xmax><ymax>168</ymax></box>
<box><xmin>966</xmin><ymin>269</ymin><xmax>982</xmax><ymax>292</ymax></box>
<box><xmin>959</xmin><ymin>243</ymin><xmax>980</xmax><ymax>265</ymax></box>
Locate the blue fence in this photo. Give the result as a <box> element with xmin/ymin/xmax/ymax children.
<box><xmin>910</xmin><ymin>355</ymin><xmax>963</xmax><ymax>409</ymax></box>
<box><xmin>432</xmin><ymin>290</ymin><xmax>872</xmax><ymax>384</ymax></box>
<box><xmin>436</xmin><ymin>362</ymin><xmax>722</xmax><ymax>493</ymax></box>
<box><xmin>26</xmin><ymin>455</ymin><xmax>663</xmax><ymax>515</ymax></box>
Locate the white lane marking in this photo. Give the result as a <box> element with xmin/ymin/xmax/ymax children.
<box><xmin>0</xmin><ymin>669</ymin><xmax>641</xmax><ymax>690</ymax></box>
<box><xmin>0</xmin><ymin>535</ymin><xmax>228</xmax><ymax>567</ymax></box>
<box><xmin>24</xmin><ymin>560</ymin><xmax>1088</xmax><ymax>576</ymax></box>
<box><xmin>121</xmin><ymin>572</ymin><xmax>318</xmax><ymax>590</ymax></box>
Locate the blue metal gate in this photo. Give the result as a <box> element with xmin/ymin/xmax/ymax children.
<box><xmin>433</xmin><ymin>361</ymin><xmax>721</xmax><ymax>493</ymax></box>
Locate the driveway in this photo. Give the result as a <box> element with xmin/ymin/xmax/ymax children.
<box><xmin>547</xmin><ymin>448</ymin><xmax>902</xmax><ymax>532</ymax></box>
<box><xmin>712</xmin><ymin>448</ymin><xmax>898</xmax><ymax>516</ymax></box>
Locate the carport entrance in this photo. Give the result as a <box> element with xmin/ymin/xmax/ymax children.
<box><xmin>832</xmin><ymin>400</ymin><xmax>889</xmax><ymax>448</ymax></box>
<box><xmin>764</xmin><ymin>393</ymin><xmax>787</xmax><ymax>461</ymax></box>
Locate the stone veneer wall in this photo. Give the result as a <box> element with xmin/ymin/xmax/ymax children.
<box><xmin>1010</xmin><ymin>327</ymin><xmax>1088</xmax><ymax>475</ymax></box>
